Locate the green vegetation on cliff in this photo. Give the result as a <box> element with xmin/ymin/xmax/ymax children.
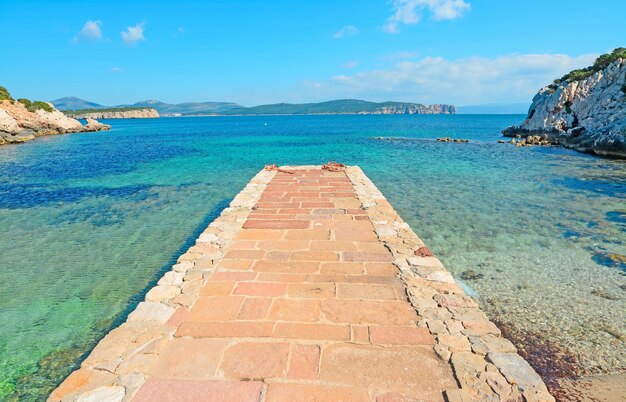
<box><xmin>17</xmin><ymin>99</ymin><xmax>53</xmax><ymax>113</ymax></box>
<box><xmin>0</xmin><ymin>86</ymin><xmax>13</xmax><ymax>101</ymax></box>
<box><xmin>551</xmin><ymin>47</ymin><xmax>626</xmax><ymax>88</ymax></box>
<box><xmin>1</xmin><ymin>85</ymin><xmax>53</xmax><ymax>112</ymax></box>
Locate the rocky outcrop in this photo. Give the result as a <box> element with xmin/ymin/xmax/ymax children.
<box><xmin>0</xmin><ymin>99</ymin><xmax>109</xmax><ymax>145</ymax></box>
<box><xmin>85</xmin><ymin>118</ymin><xmax>111</xmax><ymax>131</ymax></box>
<box><xmin>503</xmin><ymin>51</ymin><xmax>626</xmax><ymax>158</ymax></box>
<box><xmin>371</xmin><ymin>104</ymin><xmax>456</xmax><ymax>115</ymax></box>
<box><xmin>66</xmin><ymin>108</ymin><xmax>159</xmax><ymax>119</ymax></box>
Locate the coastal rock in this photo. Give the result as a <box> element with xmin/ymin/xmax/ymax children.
<box><xmin>85</xmin><ymin>117</ymin><xmax>111</xmax><ymax>131</ymax></box>
<box><xmin>67</xmin><ymin>108</ymin><xmax>159</xmax><ymax>119</ymax></box>
<box><xmin>75</xmin><ymin>385</ymin><xmax>125</xmax><ymax>402</ymax></box>
<box><xmin>502</xmin><ymin>49</ymin><xmax>626</xmax><ymax>158</ymax></box>
<box><xmin>0</xmin><ymin>90</ymin><xmax>110</xmax><ymax>146</ymax></box>
<box><xmin>127</xmin><ymin>302</ymin><xmax>175</xmax><ymax>324</ymax></box>
<box><xmin>0</xmin><ymin>108</ymin><xmax>20</xmax><ymax>133</ymax></box>
<box><xmin>487</xmin><ymin>352</ymin><xmax>546</xmax><ymax>392</ymax></box>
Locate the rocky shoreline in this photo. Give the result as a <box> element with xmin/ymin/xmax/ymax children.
<box><xmin>65</xmin><ymin>108</ymin><xmax>159</xmax><ymax>120</ymax></box>
<box><xmin>0</xmin><ymin>87</ymin><xmax>109</xmax><ymax>146</ymax></box>
<box><xmin>502</xmin><ymin>49</ymin><xmax>626</xmax><ymax>158</ymax></box>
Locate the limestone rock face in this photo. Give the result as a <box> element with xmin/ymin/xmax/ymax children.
<box><xmin>0</xmin><ymin>108</ymin><xmax>20</xmax><ymax>134</ymax></box>
<box><xmin>503</xmin><ymin>58</ymin><xmax>626</xmax><ymax>158</ymax></box>
<box><xmin>0</xmin><ymin>99</ymin><xmax>109</xmax><ymax>145</ymax></box>
<box><xmin>85</xmin><ymin>117</ymin><xmax>111</xmax><ymax>131</ymax></box>
<box><xmin>68</xmin><ymin>108</ymin><xmax>159</xmax><ymax>119</ymax></box>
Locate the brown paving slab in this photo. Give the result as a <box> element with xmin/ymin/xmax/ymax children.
<box><xmin>149</xmin><ymin>338</ymin><xmax>227</xmax><ymax>379</ymax></box>
<box><xmin>320</xmin><ymin>343</ymin><xmax>456</xmax><ymax>398</ymax></box>
<box><xmin>265</xmin><ymin>383</ymin><xmax>369</xmax><ymax>402</ymax></box>
<box><xmin>133</xmin><ymin>379</ymin><xmax>264</xmax><ymax>402</ymax></box>
<box><xmin>220</xmin><ymin>342</ymin><xmax>290</xmax><ymax>379</ymax></box>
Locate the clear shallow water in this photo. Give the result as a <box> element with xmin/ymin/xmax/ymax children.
<box><xmin>0</xmin><ymin>115</ymin><xmax>624</xmax><ymax>400</ymax></box>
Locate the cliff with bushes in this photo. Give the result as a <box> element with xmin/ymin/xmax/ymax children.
<box><xmin>503</xmin><ymin>48</ymin><xmax>626</xmax><ymax>158</ymax></box>
<box><xmin>0</xmin><ymin>86</ymin><xmax>109</xmax><ymax>145</ymax></box>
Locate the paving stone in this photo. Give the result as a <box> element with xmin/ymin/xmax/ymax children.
<box><xmin>268</xmin><ymin>299</ymin><xmax>321</xmax><ymax>322</ymax></box>
<box><xmin>265</xmin><ymin>383</ymin><xmax>369</xmax><ymax>402</ymax></box>
<box><xmin>127</xmin><ymin>302</ymin><xmax>175</xmax><ymax>324</ymax></box>
<box><xmin>320</xmin><ymin>344</ymin><xmax>456</xmax><ymax>396</ymax></box>
<box><xmin>176</xmin><ymin>321</ymin><xmax>274</xmax><ymax>338</ymax></box>
<box><xmin>369</xmin><ymin>326</ymin><xmax>435</xmax><ymax>345</ymax></box>
<box><xmin>220</xmin><ymin>342</ymin><xmax>290</xmax><ymax>379</ymax></box>
<box><xmin>469</xmin><ymin>335</ymin><xmax>517</xmax><ymax>355</ymax></box>
<box><xmin>237</xmin><ymin>297</ymin><xmax>272</xmax><ymax>320</ymax></box>
<box><xmin>336</xmin><ymin>283</ymin><xmax>399</xmax><ymax>300</ymax></box>
<box><xmin>234</xmin><ymin>282</ymin><xmax>287</xmax><ymax>297</ymax></box>
<box><xmin>287</xmin><ymin>344</ymin><xmax>320</xmax><ymax>379</ymax></box>
<box><xmin>133</xmin><ymin>379</ymin><xmax>264</xmax><ymax>402</ymax></box>
<box><xmin>186</xmin><ymin>296</ymin><xmax>244</xmax><ymax>321</ymax></box>
<box><xmin>75</xmin><ymin>385</ymin><xmax>125</xmax><ymax>402</ymax></box>
<box><xmin>288</xmin><ymin>283</ymin><xmax>335</xmax><ymax>298</ymax></box>
<box><xmin>149</xmin><ymin>338</ymin><xmax>227</xmax><ymax>379</ymax></box>
<box><xmin>273</xmin><ymin>323</ymin><xmax>351</xmax><ymax>341</ymax></box>
<box><xmin>342</xmin><ymin>251</ymin><xmax>393</xmax><ymax>262</ymax></box>
<box><xmin>50</xmin><ymin>369</ymin><xmax>117</xmax><ymax>401</ymax></box>
<box><xmin>321</xmin><ymin>299</ymin><xmax>418</xmax><ymax>325</ymax></box>
<box><xmin>145</xmin><ymin>285</ymin><xmax>181</xmax><ymax>302</ymax></box>
<box><xmin>487</xmin><ymin>352</ymin><xmax>546</xmax><ymax>392</ymax></box>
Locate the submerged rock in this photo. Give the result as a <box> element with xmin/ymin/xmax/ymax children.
<box><xmin>437</xmin><ymin>136</ymin><xmax>469</xmax><ymax>143</ymax></box>
<box><xmin>460</xmin><ymin>270</ymin><xmax>484</xmax><ymax>280</ymax></box>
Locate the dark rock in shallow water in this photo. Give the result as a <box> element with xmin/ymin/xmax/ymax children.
<box><xmin>460</xmin><ymin>270</ymin><xmax>484</xmax><ymax>280</ymax></box>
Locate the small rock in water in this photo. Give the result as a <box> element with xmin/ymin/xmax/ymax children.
<box><xmin>498</xmin><ymin>140</ymin><xmax>506</xmax><ymax>143</ymax></box>
<box><xmin>437</xmin><ymin>136</ymin><xmax>469</xmax><ymax>143</ymax></box>
<box><xmin>414</xmin><ymin>246</ymin><xmax>434</xmax><ymax>257</ymax></box>
<box><xmin>460</xmin><ymin>270</ymin><xmax>483</xmax><ymax>280</ymax></box>
<box><xmin>591</xmin><ymin>289</ymin><xmax>620</xmax><ymax>300</ymax></box>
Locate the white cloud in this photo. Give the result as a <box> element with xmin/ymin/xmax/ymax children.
<box><xmin>383</xmin><ymin>0</ymin><xmax>471</xmax><ymax>33</ymax></box>
<box><xmin>342</xmin><ymin>60</ymin><xmax>360</xmax><ymax>69</ymax></box>
<box><xmin>110</xmin><ymin>67</ymin><xmax>122</xmax><ymax>72</ymax></box>
<box><xmin>305</xmin><ymin>53</ymin><xmax>598</xmax><ymax>105</ymax></box>
<box><xmin>121</xmin><ymin>23</ymin><xmax>145</xmax><ymax>44</ymax></box>
<box><xmin>334</xmin><ymin>25</ymin><xmax>359</xmax><ymax>39</ymax></box>
<box><xmin>75</xmin><ymin>20</ymin><xmax>102</xmax><ymax>41</ymax></box>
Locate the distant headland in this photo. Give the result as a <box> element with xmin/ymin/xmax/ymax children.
<box><xmin>52</xmin><ymin>97</ymin><xmax>456</xmax><ymax>117</ymax></box>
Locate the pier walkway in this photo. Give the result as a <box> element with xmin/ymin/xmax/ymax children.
<box><xmin>51</xmin><ymin>166</ymin><xmax>553</xmax><ymax>402</ymax></box>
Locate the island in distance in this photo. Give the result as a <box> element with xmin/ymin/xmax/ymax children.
<box><xmin>52</xmin><ymin>97</ymin><xmax>456</xmax><ymax>118</ymax></box>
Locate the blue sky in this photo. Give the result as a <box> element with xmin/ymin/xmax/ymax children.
<box><xmin>1</xmin><ymin>0</ymin><xmax>625</xmax><ymax>106</ymax></box>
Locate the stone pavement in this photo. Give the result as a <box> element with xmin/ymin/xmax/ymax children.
<box><xmin>50</xmin><ymin>166</ymin><xmax>554</xmax><ymax>402</ymax></box>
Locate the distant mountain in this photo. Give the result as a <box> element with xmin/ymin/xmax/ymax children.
<box><xmin>51</xmin><ymin>97</ymin><xmax>456</xmax><ymax>116</ymax></box>
<box><xmin>123</xmin><ymin>100</ymin><xmax>242</xmax><ymax>115</ymax></box>
<box><xmin>51</xmin><ymin>97</ymin><xmax>104</xmax><ymax>111</ymax></box>
<box><xmin>456</xmin><ymin>103</ymin><xmax>530</xmax><ymax>114</ymax></box>
<box><xmin>219</xmin><ymin>99</ymin><xmax>455</xmax><ymax>115</ymax></box>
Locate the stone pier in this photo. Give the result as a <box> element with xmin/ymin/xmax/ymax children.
<box><xmin>50</xmin><ymin>166</ymin><xmax>554</xmax><ymax>402</ymax></box>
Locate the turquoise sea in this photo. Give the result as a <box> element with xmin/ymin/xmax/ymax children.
<box><xmin>0</xmin><ymin>115</ymin><xmax>624</xmax><ymax>400</ymax></box>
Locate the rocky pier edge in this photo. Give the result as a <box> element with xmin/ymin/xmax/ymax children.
<box><xmin>49</xmin><ymin>166</ymin><xmax>554</xmax><ymax>402</ymax></box>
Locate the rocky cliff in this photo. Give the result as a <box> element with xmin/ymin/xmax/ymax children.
<box><xmin>0</xmin><ymin>87</ymin><xmax>110</xmax><ymax>145</ymax></box>
<box><xmin>503</xmin><ymin>48</ymin><xmax>626</xmax><ymax>158</ymax></box>
<box><xmin>66</xmin><ymin>108</ymin><xmax>159</xmax><ymax>119</ymax></box>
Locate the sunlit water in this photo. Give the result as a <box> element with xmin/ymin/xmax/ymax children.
<box><xmin>0</xmin><ymin>115</ymin><xmax>624</xmax><ymax>400</ymax></box>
